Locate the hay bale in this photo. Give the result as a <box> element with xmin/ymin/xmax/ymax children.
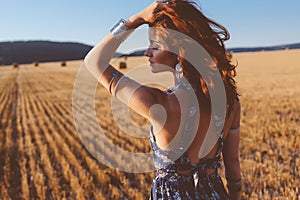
<box><xmin>61</xmin><ymin>61</ymin><xmax>67</xmax><ymax>67</ymax></box>
<box><xmin>119</xmin><ymin>61</ymin><xmax>127</xmax><ymax>69</ymax></box>
<box><xmin>12</xmin><ymin>63</ymin><xmax>19</xmax><ymax>68</ymax></box>
<box><xmin>33</xmin><ymin>62</ymin><xmax>39</xmax><ymax>67</ymax></box>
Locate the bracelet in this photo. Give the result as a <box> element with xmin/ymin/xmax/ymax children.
<box><xmin>110</xmin><ymin>18</ymin><xmax>132</xmax><ymax>41</ymax></box>
<box><xmin>157</xmin><ymin>0</ymin><xmax>173</xmax><ymax>6</ymax></box>
<box><xmin>113</xmin><ymin>76</ymin><xmax>130</xmax><ymax>97</ymax></box>
<box><xmin>108</xmin><ymin>71</ymin><xmax>119</xmax><ymax>94</ymax></box>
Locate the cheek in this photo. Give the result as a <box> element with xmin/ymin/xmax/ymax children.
<box><xmin>152</xmin><ymin>53</ymin><xmax>164</xmax><ymax>63</ymax></box>
<box><xmin>153</xmin><ymin>51</ymin><xmax>177</xmax><ymax>67</ymax></box>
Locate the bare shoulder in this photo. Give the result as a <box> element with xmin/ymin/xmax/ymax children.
<box><xmin>149</xmin><ymin>88</ymin><xmax>182</xmax><ymax>125</ymax></box>
<box><xmin>128</xmin><ymin>85</ymin><xmax>169</xmax><ymax>119</ymax></box>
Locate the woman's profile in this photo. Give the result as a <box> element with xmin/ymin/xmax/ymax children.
<box><xmin>84</xmin><ymin>0</ymin><xmax>242</xmax><ymax>199</ymax></box>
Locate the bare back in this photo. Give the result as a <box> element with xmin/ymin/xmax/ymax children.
<box><xmin>151</xmin><ymin>87</ymin><xmax>240</xmax><ymax>165</ymax></box>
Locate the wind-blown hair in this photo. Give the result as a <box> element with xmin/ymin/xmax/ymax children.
<box><xmin>149</xmin><ymin>0</ymin><xmax>239</xmax><ymax>117</ymax></box>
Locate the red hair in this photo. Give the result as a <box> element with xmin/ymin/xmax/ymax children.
<box><xmin>149</xmin><ymin>0</ymin><xmax>239</xmax><ymax>117</ymax></box>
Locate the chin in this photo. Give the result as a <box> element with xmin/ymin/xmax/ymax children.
<box><xmin>151</xmin><ymin>67</ymin><xmax>161</xmax><ymax>73</ymax></box>
<box><xmin>150</xmin><ymin>64</ymin><xmax>161</xmax><ymax>73</ymax></box>
<box><xmin>150</xmin><ymin>64</ymin><xmax>169</xmax><ymax>73</ymax></box>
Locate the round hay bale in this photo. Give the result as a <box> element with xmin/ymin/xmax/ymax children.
<box><xmin>119</xmin><ymin>61</ymin><xmax>127</xmax><ymax>69</ymax></box>
<box><xmin>33</xmin><ymin>62</ymin><xmax>39</xmax><ymax>67</ymax></box>
<box><xmin>12</xmin><ymin>63</ymin><xmax>19</xmax><ymax>68</ymax></box>
<box><xmin>61</xmin><ymin>61</ymin><xmax>67</xmax><ymax>67</ymax></box>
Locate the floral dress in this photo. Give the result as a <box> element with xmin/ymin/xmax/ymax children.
<box><xmin>149</xmin><ymin>81</ymin><xmax>229</xmax><ymax>200</ymax></box>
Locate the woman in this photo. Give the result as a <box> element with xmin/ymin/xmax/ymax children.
<box><xmin>84</xmin><ymin>0</ymin><xmax>242</xmax><ymax>199</ymax></box>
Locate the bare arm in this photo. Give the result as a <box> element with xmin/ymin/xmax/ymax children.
<box><xmin>84</xmin><ymin>2</ymin><xmax>169</xmax><ymax>123</ymax></box>
<box><xmin>222</xmin><ymin>101</ymin><xmax>242</xmax><ymax>200</ymax></box>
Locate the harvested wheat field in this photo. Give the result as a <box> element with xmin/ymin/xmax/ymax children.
<box><xmin>0</xmin><ymin>49</ymin><xmax>300</xmax><ymax>199</ymax></box>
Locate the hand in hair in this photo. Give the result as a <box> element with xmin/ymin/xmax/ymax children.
<box><xmin>127</xmin><ymin>1</ymin><xmax>163</xmax><ymax>29</ymax></box>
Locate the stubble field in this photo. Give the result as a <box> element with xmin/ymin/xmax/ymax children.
<box><xmin>0</xmin><ymin>49</ymin><xmax>300</xmax><ymax>199</ymax></box>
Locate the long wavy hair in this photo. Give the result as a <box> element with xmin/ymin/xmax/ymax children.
<box><xmin>149</xmin><ymin>0</ymin><xmax>239</xmax><ymax>117</ymax></box>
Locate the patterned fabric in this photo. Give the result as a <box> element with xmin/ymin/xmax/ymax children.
<box><xmin>150</xmin><ymin>129</ymin><xmax>195</xmax><ymax>200</ymax></box>
<box><xmin>192</xmin><ymin>140</ymin><xmax>229</xmax><ymax>200</ymax></box>
<box><xmin>150</xmin><ymin>129</ymin><xmax>229</xmax><ymax>200</ymax></box>
<box><xmin>149</xmin><ymin>80</ymin><xmax>229</xmax><ymax>200</ymax></box>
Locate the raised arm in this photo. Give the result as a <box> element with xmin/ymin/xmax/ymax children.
<box><xmin>83</xmin><ymin>2</ymin><xmax>169</xmax><ymax>123</ymax></box>
<box><xmin>222</xmin><ymin>100</ymin><xmax>242</xmax><ymax>200</ymax></box>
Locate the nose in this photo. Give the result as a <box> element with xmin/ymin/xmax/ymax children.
<box><xmin>144</xmin><ymin>47</ymin><xmax>152</xmax><ymax>57</ymax></box>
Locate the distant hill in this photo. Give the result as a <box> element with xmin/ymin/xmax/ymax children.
<box><xmin>120</xmin><ymin>43</ymin><xmax>300</xmax><ymax>57</ymax></box>
<box><xmin>0</xmin><ymin>41</ymin><xmax>95</xmax><ymax>65</ymax></box>
<box><xmin>228</xmin><ymin>43</ymin><xmax>300</xmax><ymax>53</ymax></box>
<box><xmin>0</xmin><ymin>41</ymin><xmax>299</xmax><ymax>66</ymax></box>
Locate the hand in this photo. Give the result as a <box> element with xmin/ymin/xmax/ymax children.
<box><xmin>127</xmin><ymin>1</ymin><xmax>162</xmax><ymax>28</ymax></box>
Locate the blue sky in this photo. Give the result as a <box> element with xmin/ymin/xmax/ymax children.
<box><xmin>1</xmin><ymin>0</ymin><xmax>300</xmax><ymax>49</ymax></box>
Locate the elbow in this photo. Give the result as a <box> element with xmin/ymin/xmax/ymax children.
<box><xmin>84</xmin><ymin>51</ymin><xmax>107</xmax><ymax>72</ymax></box>
<box><xmin>83</xmin><ymin>52</ymin><xmax>103</xmax><ymax>81</ymax></box>
<box><xmin>84</xmin><ymin>52</ymin><xmax>95</xmax><ymax>69</ymax></box>
<box><xmin>224</xmin><ymin>150</ymin><xmax>240</xmax><ymax>166</ymax></box>
<box><xmin>84</xmin><ymin>51</ymin><xmax>101</xmax><ymax>73</ymax></box>
<box><xmin>225</xmin><ymin>156</ymin><xmax>241</xmax><ymax>178</ymax></box>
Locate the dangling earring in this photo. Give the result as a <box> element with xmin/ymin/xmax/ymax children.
<box><xmin>175</xmin><ymin>62</ymin><xmax>183</xmax><ymax>81</ymax></box>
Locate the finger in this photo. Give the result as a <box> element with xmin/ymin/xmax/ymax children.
<box><xmin>156</xmin><ymin>0</ymin><xmax>173</xmax><ymax>6</ymax></box>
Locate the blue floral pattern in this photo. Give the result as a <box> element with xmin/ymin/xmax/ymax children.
<box><xmin>150</xmin><ymin>128</ymin><xmax>229</xmax><ymax>200</ymax></box>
